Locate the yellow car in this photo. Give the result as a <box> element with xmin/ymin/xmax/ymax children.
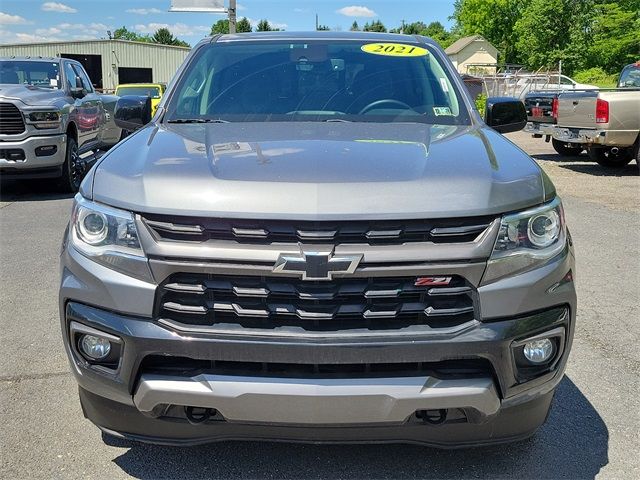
<box><xmin>115</xmin><ymin>83</ymin><xmax>166</xmax><ymax>115</ymax></box>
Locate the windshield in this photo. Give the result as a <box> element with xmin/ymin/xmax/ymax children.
<box><xmin>165</xmin><ymin>40</ymin><xmax>470</xmax><ymax>125</ymax></box>
<box><xmin>117</xmin><ymin>86</ymin><xmax>161</xmax><ymax>98</ymax></box>
<box><xmin>618</xmin><ymin>65</ymin><xmax>640</xmax><ymax>88</ymax></box>
<box><xmin>0</xmin><ymin>61</ymin><xmax>60</xmax><ymax>88</ymax></box>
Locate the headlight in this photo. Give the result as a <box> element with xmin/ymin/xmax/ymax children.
<box><xmin>483</xmin><ymin>197</ymin><xmax>566</xmax><ymax>284</ymax></box>
<box><xmin>28</xmin><ymin>111</ymin><xmax>61</xmax><ymax>129</ymax></box>
<box><xmin>70</xmin><ymin>195</ymin><xmax>152</xmax><ymax>282</ymax></box>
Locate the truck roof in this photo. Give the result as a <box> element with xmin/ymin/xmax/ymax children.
<box><xmin>205</xmin><ymin>31</ymin><xmax>436</xmax><ymax>46</ymax></box>
<box><xmin>0</xmin><ymin>56</ymin><xmax>61</xmax><ymax>62</ymax></box>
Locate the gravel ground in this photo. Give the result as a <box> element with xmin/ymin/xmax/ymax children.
<box><xmin>1</xmin><ymin>131</ymin><xmax>639</xmax><ymax>479</ymax></box>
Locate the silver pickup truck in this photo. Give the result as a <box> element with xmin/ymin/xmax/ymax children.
<box><xmin>552</xmin><ymin>62</ymin><xmax>640</xmax><ymax>170</ymax></box>
<box><xmin>0</xmin><ymin>57</ymin><xmax>122</xmax><ymax>191</ymax></box>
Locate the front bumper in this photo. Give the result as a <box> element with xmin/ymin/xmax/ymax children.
<box><xmin>60</xmin><ymin>229</ymin><xmax>576</xmax><ymax>445</ymax></box>
<box><xmin>0</xmin><ymin>133</ymin><xmax>66</xmax><ymax>176</ymax></box>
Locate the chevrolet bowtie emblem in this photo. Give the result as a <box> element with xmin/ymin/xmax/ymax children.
<box><xmin>273</xmin><ymin>247</ymin><xmax>362</xmax><ymax>281</ymax></box>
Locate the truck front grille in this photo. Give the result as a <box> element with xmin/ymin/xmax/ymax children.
<box><xmin>0</xmin><ymin>103</ymin><xmax>25</xmax><ymax>135</ymax></box>
<box><xmin>140</xmin><ymin>355</ymin><xmax>493</xmax><ymax>379</ymax></box>
<box><xmin>155</xmin><ymin>273</ymin><xmax>477</xmax><ymax>333</ymax></box>
<box><xmin>143</xmin><ymin>215</ymin><xmax>494</xmax><ymax>245</ymax></box>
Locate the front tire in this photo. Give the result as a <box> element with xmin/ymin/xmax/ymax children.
<box><xmin>59</xmin><ymin>136</ymin><xmax>85</xmax><ymax>192</ymax></box>
<box><xmin>552</xmin><ymin>138</ymin><xmax>583</xmax><ymax>156</ymax></box>
<box><xmin>588</xmin><ymin>146</ymin><xmax>633</xmax><ymax>168</ymax></box>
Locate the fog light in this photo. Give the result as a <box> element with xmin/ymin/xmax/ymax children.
<box><xmin>80</xmin><ymin>334</ymin><xmax>111</xmax><ymax>360</ymax></box>
<box><xmin>523</xmin><ymin>338</ymin><xmax>554</xmax><ymax>363</ymax></box>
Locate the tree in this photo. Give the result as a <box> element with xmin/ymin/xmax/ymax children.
<box><xmin>256</xmin><ymin>19</ymin><xmax>272</xmax><ymax>31</ymax></box>
<box><xmin>452</xmin><ymin>0</ymin><xmax>526</xmax><ymax>64</ymax></box>
<box><xmin>152</xmin><ymin>27</ymin><xmax>190</xmax><ymax>47</ymax></box>
<box><xmin>514</xmin><ymin>0</ymin><xmax>593</xmax><ymax>74</ymax></box>
<box><xmin>422</xmin><ymin>21</ymin><xmax>455</xmax><ymax>48</ymax></box>
<box><xmin>363</xmin><ymin>20</ymin><xmax>386</xmax><ymax>32</ymax></box>
<box><xmin>211</xmin><ymin>19</ymin><xmax>229</xmax><ymax>34</ymax></box>
<box><xmin>112</xmin><ymin>26</ymin><xmax>151</xmax><ymax>43</ymax></box>
<box><xmin>587</xmin><ymin>1</ymin><xmax>640</xmax><ymax>73</ymax></box>
<box><xmin>236</xmin><ymin>16</ymin><xmax>252</xmax><ymax>33</ymax></box>
<box><xmin>350</xmin><ymin>21</ymin><xmax>360</xmax><ymax>31</ymax></box>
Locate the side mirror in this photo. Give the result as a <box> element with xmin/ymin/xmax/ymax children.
<box><xmin>70</xmin><ymin>77</ymin><xmax>86</xmax><ymax>99</ymax></box>
<box><xmin>114</xmin><ymin>95</ymin><xmax>152</xmax><ymax>131</ymax></box>
<box><xmin>485</xmin><ymin>97</ymin><xmax>527</xmax><ymax>134</ymax></box>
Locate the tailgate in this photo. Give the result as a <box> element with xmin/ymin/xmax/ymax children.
<box><xmin>557</xmin><ymin>91</ymin><xmax>598</xmax><ymax>128</ymax></box>
<box><xmin>524</xmin><ymin>92</ymin><xmax>556</xmax><ymax>124</ymax></box>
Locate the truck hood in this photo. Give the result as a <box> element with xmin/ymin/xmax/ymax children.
<box><xmin>0</xmin><ymin>84</ymin><xmax>65</xmax><ymax>106</ymax></box>
<box><xmin>92</xmin><ymin>122</ymin><xmax>547</xmax><ymax>220</ymax></box>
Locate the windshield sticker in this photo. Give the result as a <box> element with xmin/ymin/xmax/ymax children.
<box><xmin>361</xmin><ymin>43</ymin><xmax>428</xmax><ymax>57</ymax></box>
<box><xmin>433</xmin><ymin>107</ymin><xmax>453</xmax><ymax>116</ymax></box>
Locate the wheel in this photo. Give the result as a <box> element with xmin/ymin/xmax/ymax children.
<box><xmin>59</xmin><ymin>136</ymin><xmax>86</xmax><ymax>192</ymax></box>
<box><xmin>551</xmin><ymin>138</ymin><xmax>583</xmax><ymax>156</ymax></box>
<box><xmin>588</xmin><ymin>146</ymin><xmax>633</xmax><ymax>168</ymax></box>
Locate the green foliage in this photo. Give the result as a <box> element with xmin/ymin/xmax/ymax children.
<box><xmin>363</xmin><ymin>20</ymin><xmax>387</xmax><ymax>32</ymax></box>
<box><xmin>112</xmin><ymin>26</ymin><xmax>151</xmax><ymax>43</ymax></box>
<box><xmin>452</xmin><ymin>0</ymin><xmax>525</xmax><ymax>63</ymax></box>
<box><xmin>113</xmin><ymin>26</ymin><xmax>188</xmax><ymax>47</ymax></box>
<box><xmin>573</xmin><ymin>67</ymin><xmax>618</xmax><ymax>87</ymax></box>
<box><xmin>514</xmin><ymin>0</ymin><xmax>592</xmax><ymax>74</ymax></box>
<box><xmin>453</xmin><ymin>0</ymin><xmax>639</xmax><ymax>75</ymax></box>
<box><xmin>211</xmin><ymin>19</ymin><xmax>229</xmax><ymax>34</ymax></box>
<box><xmin>236</xmin><ymin>17</ymin><xmax>253</xmax><ymax>33</ymax></box>
<box><xmin>475</xmin><ymin>93</ymin><xmax>487</xmax><ymax>118</ymax></box>
<box><xmin>587</xmin><ymin>1</ymin><xmax>640</xmax><ymax>74</ymax></box>
<box><xmin>350</xmin><ymin>21</ymin><xmax>360</xmax><ymax>31</ymax></box>
<box><xmin>152</xmin><ymin>27</ymin><xmax>190</xmax><ymax>47</ymax></box>
<box><xmin>257</xmin><ymin>19</ymin><xmax>273</xmax><ymax>31</ymax></box>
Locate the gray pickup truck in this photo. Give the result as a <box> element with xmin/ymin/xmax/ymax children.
<box><xmin>0</xmin><ymin>57</ymin><xmax>122</xmax><ymax>191</ymax></box>
<box><xmin>60</xmin><ymin>32</ymin><xmax>576</xmax><ymax>447</ymax></box>
<box><xmin>552</xmin><ymin>62</ymin><xmax>640</xmax><ymax>170</ymax></box>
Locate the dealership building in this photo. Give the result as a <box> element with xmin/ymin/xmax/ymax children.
<box><xmin>0</xmin><ymin>39</ymin><xmax>190</xmax><ymax>91</ymax></box>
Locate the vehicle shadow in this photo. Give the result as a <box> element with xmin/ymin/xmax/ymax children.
<box><xmin>532</xmin><ymin>154</ymin><xmax>639</xmax><ymax>177</ymax></box>
<box><xmin>0</xmin><ymin>179</ymin><xmax>74</xmax><ymax>202</ymax></box>
<box><xmin>110</xmin><ymin>377</ymin><xmax>608</xmax><ymax>480</ymax></box>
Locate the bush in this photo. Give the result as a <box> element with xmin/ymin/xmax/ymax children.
<box><xmin>475</xmin><ymin>94</ymin><xmax>487</xmax><ymax>118</ymax></box>
<box><xmin>573</xmin><ymin>67</ymin><xmax>618</xmax><ymax>88</ymax></box>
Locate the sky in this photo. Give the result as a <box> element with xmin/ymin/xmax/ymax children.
<box><xmin>0</xmin><ymin>0</ymin><xmax>457</xmax><ymax>46</ymax></box>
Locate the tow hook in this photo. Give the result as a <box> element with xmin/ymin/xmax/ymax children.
<box><xmin>184</xmin><ymin>406</ymin><xmax>216</xmax><ymax>424</ymax></box>
<box><xmin>416</xmin><ymin>409</ymin><xmax>448</xmax><ymax>425</ymax></box>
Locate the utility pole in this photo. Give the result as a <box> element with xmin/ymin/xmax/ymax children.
<box><xmin>315</xmin><ymin>14</ymin><xmax>319</xmax><ymax>31</ymax></box>
<box><xmin>401</xmin><ymin>19</ymin><xmax>405</xmax><ymax>34</ymax></box>
<box><xmin>228</xmin><ymin>0</ymin><xmax>237</xmax><ymax>33</ymax></box>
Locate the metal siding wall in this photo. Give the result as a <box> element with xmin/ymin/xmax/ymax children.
<box><xmin>0</xmin><ymin>41</ymin><xmax>190</xmax><ymax>90</ymax></box>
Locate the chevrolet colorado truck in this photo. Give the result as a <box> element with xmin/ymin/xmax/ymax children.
<box><xmin>552</xmin><ymin>62</ymin><xmax>640</xmax><ymax>170</ymax></box>
<box><xmin>60</xmin><ymin>32</ymin><xmax>576</xmax><ymax>447</ymax></box>
<box><xmin>0</xmin><ymin>57</ymin><xmax>122</xmax><ymax>191</ymax></box>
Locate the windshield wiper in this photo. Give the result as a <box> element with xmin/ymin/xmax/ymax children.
<box><xmin>167</xmin><ymin>118</ymin><xmax>230</xmax><ymax>124</ymax></box>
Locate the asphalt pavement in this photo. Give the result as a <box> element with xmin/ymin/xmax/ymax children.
<box><xmin>1</xmin><ymin>131</ymin><xmax>638</xmax><ymax>479</ymax></box>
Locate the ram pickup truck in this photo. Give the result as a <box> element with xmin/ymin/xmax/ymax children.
<box><xmin>552</xmin><ymin>62</ymin><xmax>640</xmax><ymax>170</ymax></box>
<box><xmin>60</xmin><ymin>32</ymin><xmax>576</xmax><ymax>447</ymax></box>
<box><xmin>0</xmin><ymin>57</ymin><xmax>122</xmax><ymax>191</ymax></box>
<box><xmin>523</xmin><ymin>91</ymin><xmax>584</xmax><ymax>156</ymax></box>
